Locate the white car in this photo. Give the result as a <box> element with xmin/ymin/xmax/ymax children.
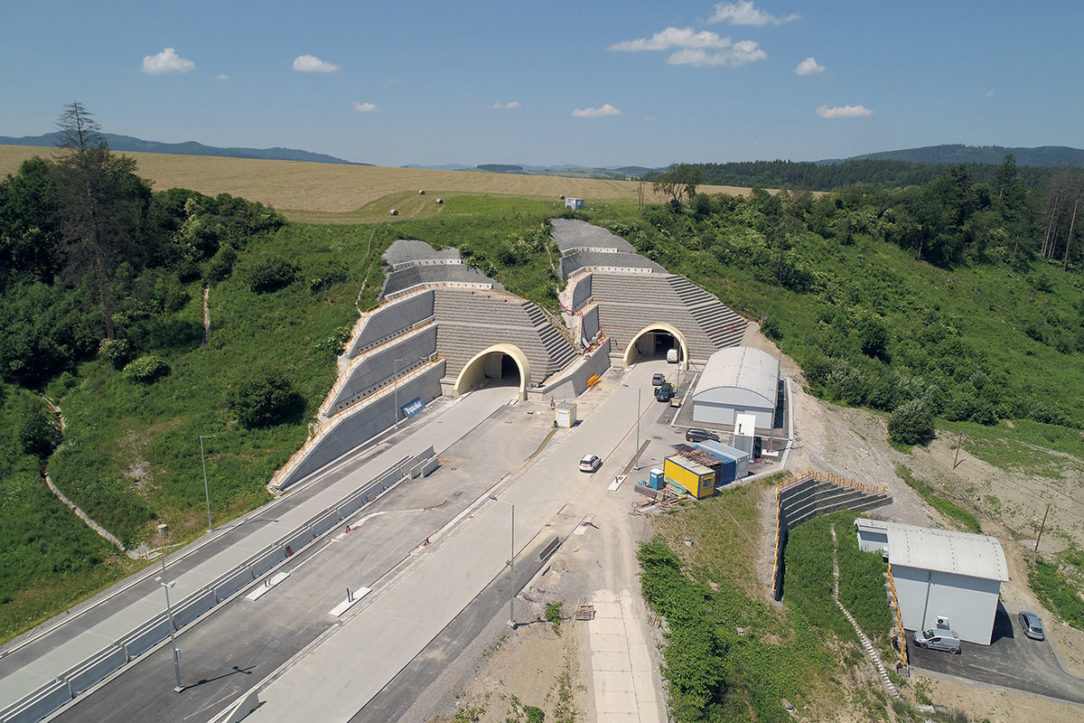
<box><xmin>578</xmin><ymin>454</ymin><xmax>602</xmax><ymax>473</ymax></box>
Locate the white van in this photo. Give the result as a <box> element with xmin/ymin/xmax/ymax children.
<box><xmin>666</xmin><ymin>348</ymin><xmax>678</xmax><ymax>363</ymax></box>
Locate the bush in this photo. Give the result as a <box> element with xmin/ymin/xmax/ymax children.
<box><xmin>122</xmin><ymin>355</ymin><xmax>171</xmax><ymax>384</ymax></box>
<box><xmin>98</xmin><ymin>338</ymin><xmax>134</xmax><ymax>370</ymax></box>
<box><xmin>760</xmin><ymin>316</ymin><xmax>782</xmax><ymax>340</ymax></box>
<box><xmin>206</xmin><ymin>245</ymin><xmax>238</xmax><ymax>284</ymax></box>
<box><xmin>888</xmin><ymin>399</ymin><xmax>934</xmax><ymax>445</ymax></box>
<box><xmin>227</xmin><ymin>370</ymin><xmax>301</xmax><ymax>427</ymax></box>
<box><xmin>244</xmin><ymin>257</ymin><xmax>297</xmax><ymax>293</ymax></box>
<box><xmin>16</xmin><ymin>395</ymin><xmax>61</xmax><ymax>458</ymax></box>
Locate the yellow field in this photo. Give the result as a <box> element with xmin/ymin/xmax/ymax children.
<box><xmin>0</xmin><ymin>144</ymin><xmax>758</xmax><ymax>222</ymax></box>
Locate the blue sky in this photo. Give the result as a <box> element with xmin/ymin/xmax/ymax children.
<box><xmin>2</xmin><ymin>1</ymin><xmax>1081</xmax><ymax>167</ymax></box>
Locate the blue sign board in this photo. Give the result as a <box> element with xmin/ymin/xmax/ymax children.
<box><xmin>401</xmin><ymin>397</ymin><xmax>425</xmax><ymax>418</ymax></box>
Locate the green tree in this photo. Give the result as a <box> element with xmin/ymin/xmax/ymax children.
<box><xmin>244</xmin><ymin>257</ymin><xmax>298</xmax><ymax>293</ymax></box>
<box><xmin>227</xmin><ymin>369</ymin><xmax>302</xmax><ymax>427</ymax></box>
<box><xmin>16</xmin><ymin>394</ymin><xmax>62</xmax><ymax>458</ymax></box>
<box><xmin>652</xmin><ymin>163</ymin><xmax>702</xmax><ymax>207</ymax></box>
<box><xmin>888</xmin><ymin>399</ymin><xmax>935</xmax><ymax>445</ymax></box>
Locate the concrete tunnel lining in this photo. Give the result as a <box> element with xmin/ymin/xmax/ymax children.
<box><xmin>623</xmin><ymin>323</ymin><xmax>690</xmax><ymax>371</ymax></box>
<box><xmin>453</xmin><ymin>344</ymin><xmax>531</xmax><ymax>401</ymax></box>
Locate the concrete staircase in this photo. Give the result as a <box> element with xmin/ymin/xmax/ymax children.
<box><xmin>589</xmin><ymin>272</ymin><xmax>746</xmax><ymax>360</ymax></box>
<box><xmin>432</xmin><ymin>289</ymin><xmax>577</xmax><ymax>384</ymax></box>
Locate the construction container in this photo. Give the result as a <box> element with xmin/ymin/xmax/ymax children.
<box><xmin>696</xmin><ymin>440</ymin><xmax>750</xmax><ymax>479</ymax></box>
<box><xmin>663</xmin><ymin>457</ymin><xmax>716</xmax><ymax>499</ymax></box>
<box><xmin>647</xmin><ymin>468</ymin><xmax>665</xmax><ymax>490</ymax></box>
<box><xmin>554</xmin><ymin>402</ymin><xmax>577</xmax><ymax>428</ymax></box>
<box><xmin>714</xmin><ymin>455</ymin><xmax>737</xmax><ymax>485</ymax></box>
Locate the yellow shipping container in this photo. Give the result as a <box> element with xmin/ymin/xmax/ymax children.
<box><xmin>663</xmin><ymin>457</ymin><xmax>716</xmax><ymax>499</ymax></box>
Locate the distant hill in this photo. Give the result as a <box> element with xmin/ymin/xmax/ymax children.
<box><xmin>0</xmin><ymin>132</ymin><xmax>364</xmax><ymax>166</ymax></box>
<box><xmin>834</xmin><ymin>144</ymin><xmax>1084</xmax><ymax>167</ymax></box>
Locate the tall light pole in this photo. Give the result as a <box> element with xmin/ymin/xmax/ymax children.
<box><xmin>156</xmin><ymin>560</ymin><xmax>184</xmax><ymax>693</ymax></box>
<box><xmin>199</xmin><ymin>434</ymin><xmax>217</xmax><ymax>533</ymax></box>
<box><xmin>634</xmin><ymin>388</ymin><xmax>642</xmax><ymax>470</ymax></box>
<box><xmin>489</xmin><ymin>495</ymin><xmax>515</xmax><ymax>628</ymax></box>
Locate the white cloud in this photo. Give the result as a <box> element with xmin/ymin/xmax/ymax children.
<box><xmin>216</xmin><ymin>73</ymin><xmax>229</xmax><ymax>81</ymax></box>
<box><xmin>984</xmin><ymin>90</ymin><xmax>995</xmax><ymax>98</ymax></box>
<box><xmin>353</xmin><ymin>102</ymin><xmax>378</xmax><ymax>113</ymax></box>
<box><xmin>710</xmin><ymin>1</ymin><xmax>799</xmax><ymax>26</ymax></box>
<box><xmin>293</xmin><ymin>54</ymin><xmax>340</xmax><ymax>73</ymax></box>
<box><xmin>141</xmin><ymin>48</ymin><xmax>195</xmax><ymax>75</ymax></box>
<box><xmin>816</xmin><ymin>104</ymin><xmax>873</xmax><ymax>119</ymax></box>
<box><xmin>668</xmin><ymin>40</ymin><xmax>766</xmax><ymax>67</ymax></box>
<box><xmin>572</xmin><ymin>104</ymin><xmax>622</xmax><ymax>118</ymax></box>
<box><xmin>492</xmin><ymin>101</ymin><xmax>521</xmax><ymax>110</ymax></box>
<box><xmin>609</xmin><ymin>27</ymin><xmax>731</xmax><ymax>52</ymax></box>
<box><xmin>794</xmin><ymin>57</ymin><xmax>824</xmax><ymax>75</ymax></box>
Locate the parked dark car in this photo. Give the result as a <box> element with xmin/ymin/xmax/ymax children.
<box><xmin>1019</xmin><ymin>611</ymin><xmax>1045</xmax><ymax>640</ymax></box>
<box><xmin>651</xmin><ymin>373</ymin><xmax>666</xmax><ymax>386</ymax></box>
<box><xmin>654</xmin><ymin>383</ymin><xmax>674</xmax><ymax>402</ymax></box>
<box><xmin>685</xmin><ymin>428</ymin><xmax>720</xmax><ymax>443</ymax></box>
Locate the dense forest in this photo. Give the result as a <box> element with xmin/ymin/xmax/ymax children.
<box><xmin>645</xmin><ymin>157</ymin><xmax>1082</xmax><ymax>193</ymax></box>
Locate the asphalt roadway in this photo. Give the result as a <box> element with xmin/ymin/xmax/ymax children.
<box><xmin>246</xmin><ymin>362</ymin><xmax>663</xmax><ymax>721</ymax></box>
<box><xmin>907</xmin><ymin>604</ymin><xmax>1084</xmax><ymax>705</ymax></box>
<box><xmin>48</xmin><ymin>387</ymin><xmax>542</xmax><ymax>722</ymax></box>
<box><xmin>0</xmin><ymin>387</ymin><xmax>513</xmax><ymax>715</ymax></box>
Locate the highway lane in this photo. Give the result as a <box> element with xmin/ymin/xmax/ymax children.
<box><xmin>250</xmin><ymin>362</ymin><xmax>663</xmax><ymax>721</ymax></box>
<box><xmin>0</xmin><ymin>387</ymin><xmax>514</xmax><ymax>714</ymax></box>
<box><xmin>50</xmin><ymin>387</ymin><xmax>540</xmax><ymax>722</ymax></box>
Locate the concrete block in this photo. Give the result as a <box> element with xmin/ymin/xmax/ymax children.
<box><xmin>247</xmin><ymin>547</ymin><xmax>285</xmax><ymax>578</ymax></box>
<box><xmin>420</xmin><ymin>456</ymin><xmax>440</xmax><ymax>477</ymax></box>
<box><xmin>213</xmin><ymin>567</ymin><xmax>255</xmax><ymax>602</ymax></box>
<box><xmin>64</xmin><ymin>645</ymin><xmax>126</xmax><ymax>696</ymax></box>
<box><xmin>281</xmin><ymin>529</ymin><xmax>315</xmax><ymax>556</ymax></box>
<box><xmin>120</xmin><ymin>614</ymin><xmax>172</xmax><ymax>660</ymax></box>
<box><xmin>173</xmin><ymin>589</ymin><xmax>216</xmax><ymax>629</ymax></box>
<box><xmin>309</xmin><ymin>510</ymin><xmax>340</xmax><ymax>537</ymax></box>
<box><xmin>0</xmin><ymin>680</ymin><xmax>71</xmax><ymax>723</ymax></box>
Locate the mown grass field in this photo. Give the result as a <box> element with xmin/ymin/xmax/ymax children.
<box><xmin>0</xmin><ymin>145</ymin><xmax>755</xmax><ymax>222</ymax></box>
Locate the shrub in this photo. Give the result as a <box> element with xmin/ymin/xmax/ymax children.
<box><xmin>227</xmin><ymin>370</ymin><xmax>301</xmax><ymax>427</ymax></box>
<box><xmin>122</xmin><ymin>355</ymin><xmax>170</xmax><ymax>384</ymax></box>
<box><xmin>760</xmin><ymin>316</ymin><xmax>782</xmax><ymax>340</ymax></box>
<box><xmin>244</xmin><ymin>257</ymin><xmax>297</xmax><ymax>293</ymax></box>
<box><xmin>16</xmin><ymin>395</ymin><xmax>61</xmax><ymax>458</ymax></box>
<box><xmin>206</xmin><ymin>245</ymin><xmax>238</xmax><ymax>284</ymax></box>
<box><xmin>98</xmin><ymin>338</ymin><xmax>134</xmax><ymax>370</ymax></box>
<box><xmin>888</xmin><ymin>399</ymin><xmax>934</xmax><ymax>445</ymax></box>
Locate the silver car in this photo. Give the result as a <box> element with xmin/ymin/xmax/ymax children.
<box><xmin>1018</xmin><ymin>611</ymin><xmax>1045</xmax><ymax>641</ymax></box>
<box><xmin>912</xmin><ymin>628</ymin><xmax>961</xmax><ymax>654</ymax></box>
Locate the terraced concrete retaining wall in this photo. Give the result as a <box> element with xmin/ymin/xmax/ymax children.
<box><xmin>537</xmin><ymin>339</ymin><xmax>612</xmax><ymax>400</ymax></box>
<box><xmin>345</xmin><ymin>290</ymin><xmax>434</xmax><ymax>360</ymax></box>
<box><xmin>771</xmin><ymin>471</ymin><xmax>891</xmax><ymax>601</ymax></box>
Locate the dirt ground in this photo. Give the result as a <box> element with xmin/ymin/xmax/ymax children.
<box><xmin>434</xmin><ymin>323</ymin><xmax>1083</xmax><ymax>722</ymax></box>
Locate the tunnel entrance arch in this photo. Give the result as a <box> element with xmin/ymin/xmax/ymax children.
<box><xmin>623</xmin><ymin>324</ymin><xmax>689</xmax><ymax>370</ymax></box>
<box><xmin>453</xmin><ymin>344</ymin><xmax>530</xmax><ymax>401</ymax></box>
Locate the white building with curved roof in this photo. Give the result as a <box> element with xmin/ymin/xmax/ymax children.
<box><xmin>691</xmin><ymin>346</ymin><xmax>778</xmax><ymax>427</ymax></box>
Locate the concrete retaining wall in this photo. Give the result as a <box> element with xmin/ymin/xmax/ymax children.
<box><xmin>1</xmin><ymin>680</ymin><xmax>70</xmax><ymax>723</ymax></box>
<box><xmin>772</xmin><ymin>476</ymin><xmax>891</xmax><ymax>601</ymax></box>
<box><xmin>277</xmin><ymin>365</ymin><xmax>444</xmax><ymax>489</ymax></box>
<box><xmin>173</xmin><ymin>589</ymin><xmax>216</xmax><ymax>629</ymax></box>
<box><xmin>346</xmin><ymin>290</ymin><xmax>434</xmax><ymax>359</ymax></box>
<box><xmin>120</xmin><ymin>614</ymin><xmax>172</xmax><ymax>660</ymax></box>
<box><xmin>535</xmin><ymin>340</ymin><xmax>612</xmax><ymax>400</ymax></box>
<box><xmin>330</xmin><ymin>327</ymin><xmax>438</xmax><ymax>411</ymax></box>
<box><xmin>567</xmin><ymin>272</ymin><xmax>592</xmax><ymax>311</ymax></box>
<box><xmin>580</xmin><ymin>305</ymin><xmax>600</xmax><ymax>346</ymax></box>
<box><xmin>247</xmin><ymin>547</ymin><xmax>285</xmax><ymax>578</ymax></box>
<box><xmin>212</xmin><ymin>567</ymin><xmax>255</xmax><ymax>603</ymax></box>
<box><xmin>64</xmin><ymin>645</ymin><xmax>126</xmax><ymax>696</ymax></box>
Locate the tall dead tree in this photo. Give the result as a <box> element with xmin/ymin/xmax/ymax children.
<box><xmin>54</xmin><ymin>102</ymin><xmax>142</xmax><ymax>340</ymax></box>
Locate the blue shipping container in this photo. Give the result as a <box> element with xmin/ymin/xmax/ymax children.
<box><xmin>715</xmin><ymin>456</ymin><xmax>737</xmax><ymax>485</ymax></box>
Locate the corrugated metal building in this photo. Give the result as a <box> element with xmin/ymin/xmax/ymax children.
<box><xmin>856</xmin><ymin>519</ymin><xmax>1009</xmax><ymax>645</ymax></box>
<box><xmin>691</xmin><ymin>346</ymin><xmax>778</xmax><ymax>427</ymax></box>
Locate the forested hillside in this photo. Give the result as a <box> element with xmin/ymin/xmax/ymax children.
<box><xmin>645</xmin><ymin>156</ymin><xmax>1080</xmax><ymax>192</ymax></box>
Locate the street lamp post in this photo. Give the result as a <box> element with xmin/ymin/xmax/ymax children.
<box><xmin>634</xmin><ymin>388</ymin><xmax>641</xmax><ymax>470</ymax></box>
<box><xmin>489</xmin><ymin>495</ymin><xmax>515</xmax><ymax>628</ymax></box>
<box><xmin>199</xmin><ymin>434</ymin><xmax>217</xmax><ymax>533</ymax></box>
<box><xmin>156</xmin><ymin>561</ymin><xmax>184</xmax><ymax>693</ymax></box>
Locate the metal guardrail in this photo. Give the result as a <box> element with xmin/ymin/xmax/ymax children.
<box><xmin>0</xmin><ymin>450</ymin><xmax>434</xmax><ymax>723</ymax></box>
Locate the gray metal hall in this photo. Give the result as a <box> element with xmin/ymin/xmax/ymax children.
<box><xmin>856</xmin><ymin>519</ymin><xmax>1009</xmax><ymax>645</ymax></box>
<box><xmin>691</xmin><ymin>346</ymin><xmax>779</xmax><ymax>428</ymax></box>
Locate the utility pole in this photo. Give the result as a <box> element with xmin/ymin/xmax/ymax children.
<box><xmin>1034</xmin><ymin>503</ymin><xmax>1052</xmax><ymax>553</ymax></box>
<box><xmin>952</xmin><ymin>431</ymin><xmax>965</xmax><ymax>471</ymax></box>
<box><xmin>156</xmin><ymin>558</ymin><xmax>184</xmax><ymax>693</ymax></box>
